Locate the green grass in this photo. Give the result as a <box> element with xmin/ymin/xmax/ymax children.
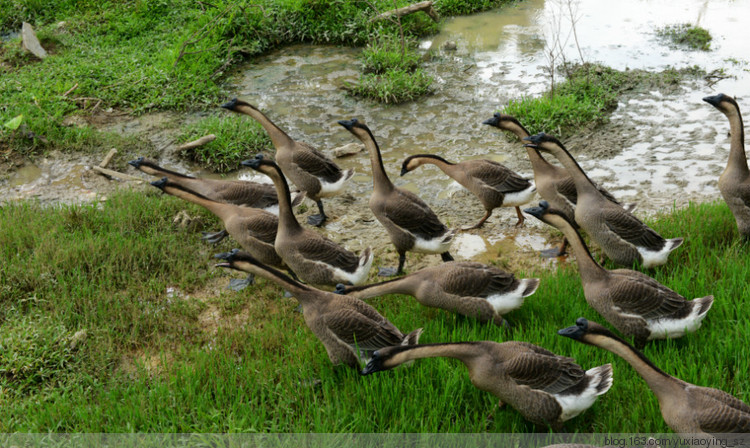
<box><xmin>503</xmin><ymin>63</ymin><xmax>703</xmax><ymax>137</ymax></box>
<box><xmin>1</xmin><ymin>193</ymin><xmax>748</xmax><ymax>433</ymax></box>
<box><xmin>177</xmin><ymin>114</ymin><xmax>272</xmax><ymax>173</ymax></box>
<box><xmin>657</xmin><ymin>23</ymin><xmax>712</xmax><ymax>51</ymax></box>
<box><xmin>0</xmin><ymin>0</ymin><xmax>517</xmax><ymax>160</ymax></box>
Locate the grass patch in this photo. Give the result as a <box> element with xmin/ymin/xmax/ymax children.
<box><xmin>348</xmin><ymin>68</ymin><xmax>434</xmax><ymax>104</ymax></box>
<box><xmin>1</xmin><ymin>193</ymin><xmax>748</xmax><ymax>432</ymax></box>
<box><xmin>177</xmin><ymin>115</ymin><xmax>272</xmax><ymax>173</ymax></box>
<box><xmin>657</xmin><ymin>23</ymin><xmax>712</xmax><ymax>51</ymax></box>
<box><xmin>503</xmin><ymin>63</ymin><xmax>703</xmax><ymax>137</ymax></box>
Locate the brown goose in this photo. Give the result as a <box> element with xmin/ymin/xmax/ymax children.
<box><xmin>361</xmin><ymin>341</ymin><xmax>613</xmax><ymax>430</ymax></box>
<box><xmin>150</xmin><ymin>177</ymin><xmax>286</xmax><ymax>288</ymax></box>
<box><xmin>335</xmin><ymin>261</ymin><xmax>539</xmax><ymax>326</ymax></box>
<box><xmin>400</xmin><ymin>154</ymin><xmax>536</xmax><ymax>229</ymax></box>
<box><xmin>338</xmin><ymin>118</ymin><xmax>455</xmax><ymax>276</ymax></box>
<box><xmin>215</xmin><ymin>249</ymin><xmax>422</xmax><ymax>369</ymax></box>
<box><xmin>525</xmin><ymin>201</ymin><xmax>712</xmax><ymax>347</ymax></box>
<box><xmin>241</xmin><ymin>155</ymin><xmax>372</xmax><ymax>287</ymax></box>
<box><xmin>131</xmin><ymin>157</ymin><xmax>301</xmax><ymax>243</ymax></box>
<box><xmin>222</xmin><ymin>98</ymin><xmax>354</xmax><ymax>227</ymax></box>
<box><xmin>703</xmin><ymin>93</ymin><xmax>750</xmax><ymax>239</ymax></box>
<box><xmin>559</xmin><ymin>318</ymin><xmax>750</xmax><ymax>439</ymax></box>
<box><xmin>524</xmin><ymin>133</ymin><xmax>682</xmax><ymax>268</ymax></box>
<box><xmin>483</xmin><ymin>113</ymin><xmax>632</xmax><ymax>256</ymax></box>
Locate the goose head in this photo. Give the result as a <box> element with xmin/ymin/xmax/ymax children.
<box><xmin>360</xmin><ymin>346</ymin><xmax>405</xmax><ymax>376</ymax></box>
<box><xmin>240</xmin><ymin>154</ymin><xmax>279</xmax><ymax>178</ymax></box>
<box><xmin>703</xmin><ymin>93</ymin><xmax>740</xmax><ymax>117</ymax></box>
<box><xmin>522</xmin><ymin>132</ymin><xmax>565</xmax><ymax>151</ymax></box>
<box><xmin>150</xmin><ymin>177</ymin><xmax>169</xmax><ymax>190</ymax></box>
<box><xmin>128</xmin><ymin>157</ymin><xmax>145</xmax><ymax>168</ymax></box>
<box><xmin>214</xmin><ymin>248</ymin><xmax>258</xmax><ymax>271</ymax></box>
<box><xmin>523</xmin><ymin>200</ymin><xmax>574</xmax><ymax>229</ymax></box>
<box><xmin>481</xmin><ymin>112</ymin><xmax>522</xmax><ymax>130</ymax></box>
<box><xmin>558</xmin><ymin>317</ymin><xmax>615</xmax><ymax>347</ymax></box>
<box><xmin>333</xmin><ymin>283</ymin><xmax>348</xmax><ymax>295</ymax></box>
<box><xmin>221</xmin><ymin>98</ymin><xmax>257</xmax><ymax>112</ymax></box>
<box><xmin>337</xmin><ymin>118</ymin><xmax>374</xmax><ymax>142</ymax></box>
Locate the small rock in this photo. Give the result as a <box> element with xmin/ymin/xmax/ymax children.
<box><xmin>443</xmin><ymin>41</ymin><xmax>457</xmax><ymax>51</ymax></box>
<box><xmin>332</xmin><ymin>142</ymin><xmax>364</xmax><ymax>158</ymax></box>
<box><xmin>21</xmin><ymin>22</ymin><xmax>48</xmax><ymax>59</ymax></box>
<box><xmin>69</xmin><ymin>329</ymin><xmax>87</xmax><ymax>350</ymax></box>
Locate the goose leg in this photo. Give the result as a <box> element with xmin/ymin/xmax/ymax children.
<box><xmin>540</xmin><ymin>238</ymin><xmax>568</xmax><ymax>258</ymax></box>
<box><xmin>514</xmin><ymin>206</ymin><xmax>525</xmax><ymax>227</ymax></box>
<box><xmin>378</xmin><ymin>252</ymin><xmax>406</xmax><ymax>277</ymax></box>
<box><xmin>307</xmin><ymin>200</ymin><xmax>327</xmax><ymax>227</ymax></box>
<box><xmin>461</xmin><ymin>210</ymin><xmax>492</xmax><ymax>231</ymax></box>
<box><xmin>201</xmin><ymin>229</ymin><xmax>229</xmax><ymax>244</ymax></box>
<box><xmin>441</xmin><ymin>252</ymin><xmax>454</xmax><ymax>262</ymax></box>
<box><xmin>227</xmin><ymin>273</ymin><xmax>254</xmax><ymax>291</ymax></box>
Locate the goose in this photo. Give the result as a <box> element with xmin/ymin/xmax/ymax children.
<box><xmin>214</xmin><ymin>249</ymin><xmax>422</xmax><ymax>369</ymax></box>
<box><xmin>130</xmin><ymin>157</ymin><xmax>302</xmax><ymax>243</ymax></box>
<box><xmin>150</xmin><ymin>177</ymin><xmax>287</xmax><ymax>288</ymax></box>
<box><xmin>361</xmin><ymin>341</ymin><xmax>613</xmax><ymax>430</ymax></box>
<box><xmin>525</xmin><ymin>201</ymin><xmax>713</xmax><ymax>347</ymax></box>
<box><xmin>240</xmin><ymin>154</ymin><xmax>373</xmax><ymax>287</ymax></box>
<box><xmin>483</xmin><ymin>113</ymin><xmax>633</xmax><ymax>256</ymax></box>
<box><xmin>559</xmin><ymin>318</ymin><xmax>750</xmax><ymax>439</ymax></box>
<box><xmin>334</xmin><ymin>261</ymin><xmax>540</xmax><ymax>326</ymax></box>
<box><xmin>524</xmin><ymin>133</ymin><xmax>683</xmax><ymax>268</ymax></box>
<box><xmin>222</xmin><ymin>98</ymin><xmax>354</xmax><ymax>227</ymax></box>
<box><xmin>703</xmin><ymin>93</ymin><xmax>750</xmax><ymax>239</ymax></box>
<box><xmin>400</xmin><ymin>154</ymin><xmax>536</xmax><ymax>229</ymax></box>
<box><xmin>338</xmin><ymin>118</ymin><xmax>455</xmax><ymax>276</ymax></box>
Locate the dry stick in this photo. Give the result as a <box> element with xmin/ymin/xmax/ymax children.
<box><xmin>177</xmin><ymin>134</ymin><xmax>216</xmax><ymax>151</ymax></box>
<box><xmin>62</xmin><ymin>83</ymin><xmax>79</xmax><ymax>97</ymax></box>
<box><xmin>99</xmin><ymin>148</ymin><xmax>118</xmax><ymax>168</ymax></box>
<box><xmin>369</xmin><ymin>1</ymin><xmax>439</xmax><ymax>23</ymax></box>
<box><xmin>92</xmin><ymin>166</ymin><xmax>145</xmax><ymax>182</ymax></box>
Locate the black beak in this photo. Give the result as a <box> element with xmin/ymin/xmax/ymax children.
<box><xmin>523</xmin><ymin>201</ymin><xmax>549</xmax><ymax>219</ymax></box>
<box><xmin>360</xmin><ymin>360</ymin><xmax>378</xmax><ymax>376</ymax></box>
<box><xmin>128</xmin><ymin>157</ymin><xmax>144</xmax><ymax>168</ymax></box>
<box><xmin>333</xmin><ymin>284</ymin><xmax>348</xmax><ymax>295</ymax></box>
<box><xmin>702</xmin><ymin>94</ymin><xmax>723</xmax><ymax>107</ymax></box>
<box><xmin>482</xmin><ymin>116</ymin><xmax>499</xmax><ymax>126</ymax></box>
<box><xmin>558</xmin><ymin>317</ymin><xmax>588</xmax><ymax>340</ymax></box>
<box><xmin>400</xmin><ymin>167</ymin><xmax>408</xmax><ymax>176</ymax></box>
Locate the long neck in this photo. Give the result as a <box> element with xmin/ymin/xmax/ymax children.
<box><xmin>544</xmin><ymin>144</ymin><xmax>600</xmax><ymax>196</ymax></box>
<box><xmin>726</xmin><ymin>103</ymin><xmax>749</xmax><ymax>176</ymax></box>
<box><xmin>590</xmin><ymin>334</ymin><xmax>679</xmax><ymax>402</ymax></box>
<box><xmin>414</xmin><ymin>155</ymin><xmax>455</xmax><ymax>174</ymax></box>
<box><xmin>344</xmin><ymin>276</ymin><xmax>417</xmax><ymax>299</ymax></box>
<box><xmin>236</xmin><ymin>104</ymin><xmax>294</xmax><ymax>150</ymax></box>
<box><xmin>359</xmin><ymin>128</ymin><xmax>394</xmax><ymax>192</ymax></box>
<box><xmin>162</xmin><ymin>184</ymin><xmax>232</xmax><ymax>222</ymax></box>
<box><xmin>265</xmin><ymin>167</ymin><xmax>302</xmax><ymax>232</ymax></box>
<box><xmin>549</xmin><ymin>215</ymin><xmax>607</xmax><ymax>279</ymax></box>
<box><xmin>385</xmin><ymin>342</ymin><xmax>483</xmax><ymax>367</ymax></box>
<box><xmin>496</xmin><ymin>123</ymin><xmax>555</xmax><ymax>173</ymax></box>
<box><xmin>245</xmin><ymin>260</ymin><xmax>315</xmax><ymax>300</ymax></box>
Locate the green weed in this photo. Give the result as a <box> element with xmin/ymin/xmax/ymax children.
<box><xmin>657</xmin><ymin>23</ymin><xmax>712</xmax><ymax>51</ymax></box>
<box><xmin>178</xmin><ymin>115</ymin><xmax>272</xmax><ymax>173</ymax></box>
<box><xmin>348</xmin><ymin>68</ymin><xmax>434</xmax><ymax>104</ymax></box>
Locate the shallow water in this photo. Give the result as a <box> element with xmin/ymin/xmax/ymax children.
<box><xmin>3</xmin><ymin>0</ymin><xmax>748</xmax><ymax>265</ymax></box>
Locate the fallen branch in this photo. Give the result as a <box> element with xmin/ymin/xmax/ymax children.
<box><xmin>177</xmin><ymin>134</ymin><xmax>216</xmax><ymax>151</ymax></box>
<box><xmin>99</xmin><ymin>148</ymin><xmax>118</xmax><ymax>168</ymax></box>
<box><xmin>92</xmin><ymin>166</ymin><xmax>145</xmax><ymax>183</ymax></box>
<box><xmin>369</xmin><ymin>1</ymin><xmax>439</xmax><ymax>23</ymax></box>
<box><xmin>62</xmin><ymin>83</ymin><xmax>79</xmax><ymax>97</ymax></box>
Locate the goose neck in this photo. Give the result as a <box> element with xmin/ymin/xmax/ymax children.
<box><xmin>238</xmin><ymin>105</ymin><xmax>294</xmax><ymax>150</ymax></box>
<box><xmin>345</xmin><ymin>277</ymin><xmax>417</xmax><ymax>299</ymax></box>
<box><xmin>726</xmin><ymin>105</ymin><xmax>749</xmax><ymax>176</ymax></box>
<box><xmin>544</xmin><ymin>144</ymin><xmax>600</xmax><ymax>196</ymax></box>
<box><xmin>361</xmin><ymin>128</ymin><xmax>394</xmax><ymax>191</ymax></box>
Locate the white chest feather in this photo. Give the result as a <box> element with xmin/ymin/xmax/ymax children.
<box><xmin>501</xmin><ymin>184</ymin><xmax>537</xmax><ymax>207</ymax></box>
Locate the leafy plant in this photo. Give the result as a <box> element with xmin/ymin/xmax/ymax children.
<box><xmin>347</xmin><ymin>68</ymin><xmax>433</xmax><ymax>104</ymax></box>
<box><xmin>177</xmin><ymin>115</ymin><xmax>272</xmax><ymax>172</ymax></box>
<box><xmin>656</xmin><ymin>23</ymin><xmax>712</xmax><ymax>51</ymax></box>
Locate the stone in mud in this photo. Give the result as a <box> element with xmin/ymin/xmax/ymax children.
<box><xmin>332</xmin><ymin>142</ymin><xmax>364</xmax><ymax>158</ymax></box>
<box><xmin>21</xmin><ymin>22</ymin><xmax>48</xmax><ymax>59</ymax></box>
<box><xmin>443</xmin><ymin>41</ymin><xmax>457</xmax><ymax>51</ymax></box>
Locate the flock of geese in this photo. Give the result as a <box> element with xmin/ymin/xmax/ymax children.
<box><xmin>128</xmin><ymin>93</ymin><xmax>749</xmax><ymax>443</ymax></box>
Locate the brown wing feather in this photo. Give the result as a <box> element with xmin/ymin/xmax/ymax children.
<box><xmin>381</xmin><ymin>188</ymin><xmax>448</xmax><ymax>239</ymax></box>
<box><xmin>295</xmin><ymin>234</ymin><xmax>360</xmax><ymax>273</ymax></box>
<box><xmin>463</xmin><ymin>161</ymin><xmax>531</xmax><ymax>193</ymax></box>
<box><xmin>602</xmin><ymin>209</ymin><xmax>666</xmax><ymax>251</ymax></box>
<box><xmin>606</xmin><ymin>270</ymin><xmax>687</xmax><ymax>318</ymax></box>
<box><xmin>323</xmin><ymin>307</ymin><xmax>403</xmax><ymax>351</ymax></box>
<box><xmin>439</xmin><ymin>262</ymin><xmax>516</xmax><ymax>298</ymax></box>
<box><xmin>503</xmin><ymin>348</ymin><xmax>585</xmax><ymax>394</ymax></box>
<box><xmin>691</xmin><ymin>386</ymin><xmax>750</xmax><ymax>434</ymax></box>
<box><xmin>293</xmin><ymin>142</ymin><xmax>343</xmax><ymax>184</ymax></box>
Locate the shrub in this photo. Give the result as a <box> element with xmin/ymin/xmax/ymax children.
<box><xmin>657</xmin><ymin>23</ymin><xmax>712</xmax><ymax>51</ymax></box>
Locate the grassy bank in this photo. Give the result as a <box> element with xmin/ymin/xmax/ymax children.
<box><xmin>1</xmin><ymin>191</ymin><xmax>748</xmax><ymax>432</ymax></box>
<box><xmin>0</xmin><ymin>0</ymin><xmax>518</xmax><ymax>159</ymax></box>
